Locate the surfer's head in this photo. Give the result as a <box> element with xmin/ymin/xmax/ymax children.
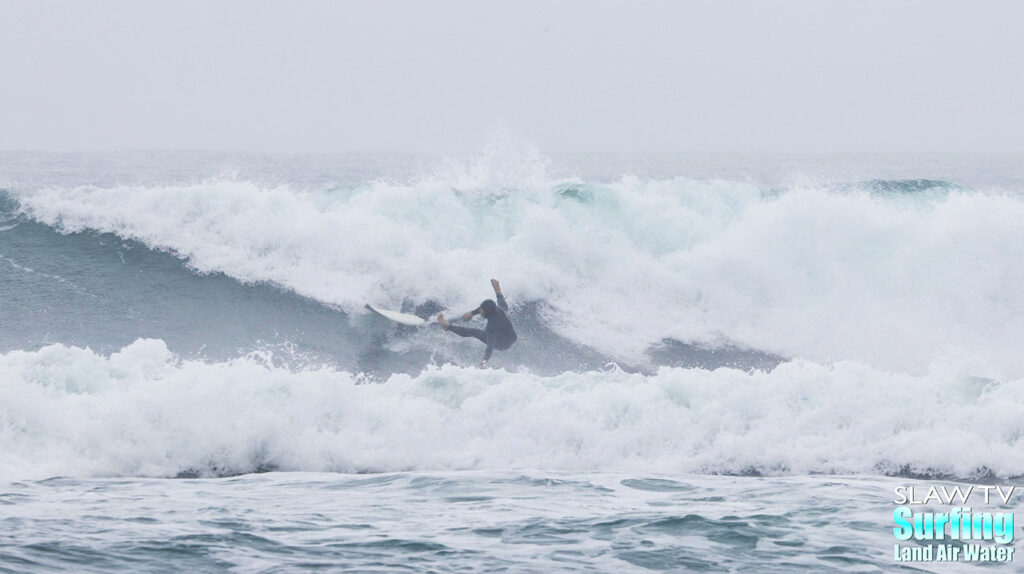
<box><xmin>479</xmin><ymin>299</ymin><xmax>497</xmax><ymax>318</ymax></box>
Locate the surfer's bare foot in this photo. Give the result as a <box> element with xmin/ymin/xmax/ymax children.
<box><xmin>491</xmin><ymin>278</ymin><xmax>501</xmax><ymax>294</ymax></box>
<box><xmin>437</xmin><ymin>314</ymin><xmax>450</xmax><ymax>330</ymax></box>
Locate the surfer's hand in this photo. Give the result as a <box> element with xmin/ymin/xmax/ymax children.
<box><xmin>491</xmin><ymin>279</ymin><xmax>501</xmax><ymax>294</ymax></box>
<box><xmin>461</xmin><ymin>312</ymin><xmax>473</xmax><ymax>322</ymax></box>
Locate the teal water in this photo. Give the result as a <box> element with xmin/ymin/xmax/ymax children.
<box><xmin>1</xmin><ymin>472</ymin><xmax>952</xmax><ymax>573</ymax></box>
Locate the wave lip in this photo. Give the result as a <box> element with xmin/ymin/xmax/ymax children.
<box><xmin>1</xmin><ymin>340</ymin><xmax>1022</xmax><ymax>481</ymax></box>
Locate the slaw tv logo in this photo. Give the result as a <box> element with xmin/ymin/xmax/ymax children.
<box><xmin>893</xmin><ymin>485</ymin><xmax>1016</xmax><ymax>564</ymax></box>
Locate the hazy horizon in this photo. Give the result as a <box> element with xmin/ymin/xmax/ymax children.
<box><xmin>2</xmin><ymin>0</ymin><xmax>1022</xmax><ymax>154</ymax></box>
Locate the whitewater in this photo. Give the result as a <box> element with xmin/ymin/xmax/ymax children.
<box><xmin>2</xmin><ymin>150</ymin><xmax>1023</xmax><ymax>572</ymax></box>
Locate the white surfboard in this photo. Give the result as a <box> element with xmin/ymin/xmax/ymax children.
<box><xmin>365</xmin><ymin>304</ymin><xmax>427</xmax><ymax>326</ymax></box>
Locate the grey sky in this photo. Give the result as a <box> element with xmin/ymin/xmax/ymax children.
<box><xmin>1</xmin><ymin>0</ymin><xmax>1022</xmax><ymax>153</ymax></box>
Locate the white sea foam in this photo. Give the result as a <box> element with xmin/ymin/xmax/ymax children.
<box><xmin>11</xmin><ymin>159</ymin><xmax>1024</xmax><ymax>375</ymax></box>
<box><xmin>1</xmin><ymin>339</ymin><xmax>1021</xmax><ymax>481</ymax></box>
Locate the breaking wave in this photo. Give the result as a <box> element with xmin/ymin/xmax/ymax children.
<box><xmin>7</xmin><ymin>166</ymin><xmax>1024</xmax><ymax>375</ymax></box>
<box><xmin>1</xmin><ymin>339</ymin><xmax>1021</xmax><ymax>481</ymax></box>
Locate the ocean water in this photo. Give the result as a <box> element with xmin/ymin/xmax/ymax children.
<box><xmin>1</xmin><ymin>148</ymin><xmax>1023</xmax><ymax>572</ymax></box>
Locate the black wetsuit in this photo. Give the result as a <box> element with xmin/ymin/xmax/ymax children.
<box><xmin>448</xmin><ymin>293</ymin><xmax>517</xmax><ymax>361</ymax></box>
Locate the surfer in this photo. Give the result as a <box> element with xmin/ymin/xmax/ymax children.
<box><xmin>437</xmin><ymin>279</ymin><xmax>517</xmax><ymax>367</ymax></box>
